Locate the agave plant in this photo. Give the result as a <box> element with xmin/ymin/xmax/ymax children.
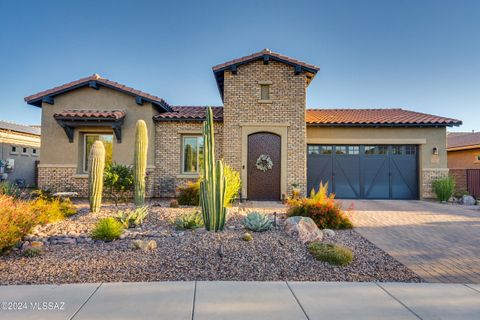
<box><xmin>243</xmin><ymin>211</ymin><xmax>272</xmax><ymax>232</ymax></box>
<box><xmin>116</xmin><ymin>206</ymin><xmax>149</xmax><ymax>228</ymax></box>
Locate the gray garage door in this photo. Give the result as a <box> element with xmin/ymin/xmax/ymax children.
<box><xmin>307</xmin><ymin>145</ymin><xmax>418</xmax><ymax>199</ymax></box>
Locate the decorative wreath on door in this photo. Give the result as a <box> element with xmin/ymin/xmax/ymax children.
<box><xmin>256</xmin><ymin>154</ymin><xmax>273</xmax><ymax>172</ymax></box>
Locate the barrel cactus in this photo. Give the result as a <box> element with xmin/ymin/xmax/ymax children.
<box><xmin>88</xmin><ymin>140</ymin><xmax>105</xmax><ymax>212</ymax></box>
<box><xmin>243</xmin><ymin>211</ymin><xmax>272</xmax><ymax>232</ymax></box>
<box><xmin>200</xmin><ymin>107</ymin><xmax>227</xmax><ymax>232</ymax></box>
<box><xmin>134</xmin><ymin>120</ymin><xmax>148</xmax><ymax>206</ymax></box>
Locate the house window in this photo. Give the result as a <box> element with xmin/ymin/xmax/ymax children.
<box><xmin>11</xmin><ymin>146</ymin><xmax>17</xmax><ymax>153</ymax></box>
<box><xmin>182</xmin><ymin>136</ymin><xmax>204</xmax><ymax>174</ymax></box>
<box><xmin>83</xmin><ymin>134</ymin><xmax>113</xmax><ymax>172</ymax></box>
<box><xmin>32</xmin><ymin>148</ymin><xmax>37</xmax><ymax>155</ymax></box>
<box><xmin>260</xmin><ymin>84</ymin><xmax>270</xmax><ymax>100</ymax></box>
<box><xmin>22</xmin><ymin>147</ymin><xmax>28</xmax><ymax>154</ymax></box>
<box><xmin>475</xmin><ymin>154</ymin><xmax>480</xmax><ymax>163</ymax></box>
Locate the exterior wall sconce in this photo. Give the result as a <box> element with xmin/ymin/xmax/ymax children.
<box><xmin>433</xmin><ymin>147</ymin><xmax>439</xmax><ymax>155</ymax></box>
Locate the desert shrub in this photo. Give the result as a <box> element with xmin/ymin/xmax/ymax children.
<box><xmin>308</xmin><ymin>242</ymin><xmax>353</xmax><ymax>266</ymax></box>
<box><xmin>243</xmin><ymin>211</ymin><xmax>272</xmax><ymax>232</ymax></box>
<box><xmin>0</xmin><ymin>181</ymin><xmax>22</xmax><ymax>198</ymax></box>
<box><xmin>287</xmin><ymin>182</ymin><xmax>353</xmax><ymax>229</ymax></box>
<box><xmin>432</xmin><ymin>176</ymin><xmax>456</xmax><ymax>202</ymax></box>
<box><xmin>176</xmin><ymin>165</ymin><xmax>241</xmax><ymax>206</ymax></box>
<box><xmin>116</xmin><ymin>206</ymin><xmax>149</xmax><ymax>228</ymax></box>
<box><xmin>29</xmin><ymin>197</ymin><xmax>77</xmax><ymax>224</ymax></box>
<box><xmin>91</xmin><ymin>217</ymin><xmax>124</xmax><ymax>241</ymax></box>
<box><xmin>177</xmin><ymin>180</ymin><xmax>200</xmax><ymax>206</ymax></box>
<box><xmin>104</xmin><ymin>163</ymin><xmax>134</xmax><ymax>205</ymax></box>
<box><xmin>224</xmin><ymin>165</ymin><xmax>241</xmax><ymax>205</ymax></box>
<box><xmin>174</xmin><ymin>211</ymin><xmax>204</xmax><ymax>230</ymax></box>
<box><xmin>23</xmin><ymin>247</ymin><xmax>43</xmax><ymax>257</ymax></box>
<box><xmin>0</xmin><ymin>195</ymin><xmax>38</xmax><ymax>253</ymax></box>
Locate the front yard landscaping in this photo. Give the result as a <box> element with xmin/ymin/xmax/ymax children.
<box><xmin>0</xmin><ymin>200</ymin><xmax>421</xmax><ymax>284</ymax></box>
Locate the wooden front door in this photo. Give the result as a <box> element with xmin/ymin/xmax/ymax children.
<box><xmin>247</xmin><ymin>132</ymin><xmax>281</xmax><ymax>200</ymax></box>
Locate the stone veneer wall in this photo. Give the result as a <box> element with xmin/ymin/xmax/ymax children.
<box><xmin>154</xmin><ymin>121</ymin><xmax>223</xmax><ymax>197</ymax></box>
<box><xmin>222</xmin><ymin>60</ymin><xmax>308</xmax><ymax>197</ymax></box>
<box><xmin>421</xmin><ymin>168</ymin><xmax>449</xmax><ymax>199</ymax></box>
<box><xmin>38</xmin><ymin>166</ymin><xmax>155</xmax><ymax>198</ymax></box>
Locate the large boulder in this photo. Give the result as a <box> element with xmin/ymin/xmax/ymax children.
<box><xmin>462</xmin><ymin>195</ymin><xmax>476</xmax><ymax>206</ymax></box>
<box><xmin>284</xmin><ymin>216</ymin><xmax>323</xmax><ymax>244</ymax></box>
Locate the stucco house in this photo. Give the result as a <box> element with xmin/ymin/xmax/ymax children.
<box><xmin>0</xmin><ymin>120</ymin><xmax>41</xmax><ymax>186</ymax></box>
<box><xmin>25</xmin><ymin>49</ymin><xmax>462</xmax><ymax>200</ymax></box>
<box><xmin>447</xmin><ymin>131</ymin><xmax>480</xmax><ymax>198</ymax></box>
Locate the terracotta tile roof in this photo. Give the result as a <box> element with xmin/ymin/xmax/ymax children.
<box><xmin>447</xmin><ymin>131</ymin><xmax>480</xmax><ymax>150</ymax></box>
<box><xmin>0</xmin><ymin>120</ymin><xmax>41</xmax><ymax>136</ymax></box>
<box><xmin>306</xmin><ymin>108</ymin><xmax>462</xmax><ymax>127</ymax></box>
<box><xmin>53</xmin><ymin>110</ymin><xmax>126</xmax><ymax>120</ymax></box>
<box><xmin>153</xmin><ymin>106</ymin><xmax>223</xmax><ymax>121</ymax></box>
<box><xmin>25</xmin><ymin>74</ymin><xmax>171</xmax><ymax>111</ymax></box>
<box><xmin>212</xmin><ymin>48</ymin><xmax>320</xmax><ymax>72</ymax></box>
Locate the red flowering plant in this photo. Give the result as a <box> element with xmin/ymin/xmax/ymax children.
<box><xmin>286</xmin><ymin>182</ymin><xmax>353</xmax><ymax>229</ymax></box>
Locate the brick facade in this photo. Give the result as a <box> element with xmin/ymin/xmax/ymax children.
<box><xmin>222</xmin><ymin>60</ymin><xmax>307</xmax><ymax>198</ymax></box>
<box><xmin>38</xmin><ymin>166</ymin><xmax>155</xmax><ymax>198</ymax></box>
<box><xmin>153</xmin><ymin>121</ymin><xmax>223</xmax><ymax>197</ymax></box>
<box><xmin>421</xmin><ymin>168</ymin><xmax>450</xmax><ymax>199</ymax></box>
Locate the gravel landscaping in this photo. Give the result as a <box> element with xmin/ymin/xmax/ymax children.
<box><xmin>0</xmin><ymin>201</ymin><xmax>422</xmax><ymax>285</ymax></box>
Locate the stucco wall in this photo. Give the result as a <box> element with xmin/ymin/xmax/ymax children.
<box><xmin>154</xmin><ymin>121</ymin><xmax>223</xmax><ymax>197</ymax></box>
<box><xmin>37</xmin><ymin>85</ymin><xmax>158</xmax><ymax>194</ymax></box>
<box><xmin>306</xmin><ymin>126</ymin><xmax>448</xmax><ymax>199</ymax></box>
<box><xmin>448</xmin><ymin>148</ymin><xmax>480</xmax><ymax>169</ymax></box>
<box><xmin>222</xmin><ymin>60</ymin><xmax>308</xmax><ymax>199</ymax></box>
<box><xmin>39</xmin><ymin>86</ymin><xmax>157</xmax><ymax>169</ymax></box>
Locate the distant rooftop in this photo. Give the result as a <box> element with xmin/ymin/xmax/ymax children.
<box><xmin>0</xmin><ymin>120</ymin><xmax>41</xmax><ymax>136</ymax></box>
<box><xmin>447</xmin><ymin>131</ymin><xmax>480</xmax><ymax>150</ymax></box>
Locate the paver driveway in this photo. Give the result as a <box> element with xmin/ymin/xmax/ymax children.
<box><xmin>346</xmin><ymin>200</ymin><xmax>480</xmax><ymax>284</ymax></box>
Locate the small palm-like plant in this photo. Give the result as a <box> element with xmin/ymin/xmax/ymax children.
<box><xmin>243</xmin><ymin>211</ymin><xmax>272</xmax><ymax>232</ymax></box>
<box><xmin>91</xmin><ymin>217</ymin><xmax>124</xmax><ymax>241</ymax></box>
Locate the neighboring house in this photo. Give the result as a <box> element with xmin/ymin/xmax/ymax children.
<box><xmin>24</xmin><ymin>49</ymin><xmax>462</xmax><ymax>200</ymax></box>
<box><xmin>447</xmin><ymin>131</ymin><xmax>480</xmax><ymax>198</ymax></box>
<box><xmin>0</xmin><ymin>120</ymin><xmax>41</xmax><ymax>186</ymax></box>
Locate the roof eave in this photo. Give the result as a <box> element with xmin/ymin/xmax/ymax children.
<box><xmin>306</xmin><ymin>122</ymin><xmax>462</xmax><ymax>128</ymax></box>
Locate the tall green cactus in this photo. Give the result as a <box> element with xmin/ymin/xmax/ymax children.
<box><xmin>134</xmin><ymin>120</ymin><xmax>148</xmax><ymax>206</ymax></box>
<box><xmin>88</xmin><ymin>140</ymin><xmax>105</xmax><ymax>212</ymax></box>
<box><xmin>200</xmin><ymin>107</ymin><xmax>227</xmax><ymax>231</ymax></box>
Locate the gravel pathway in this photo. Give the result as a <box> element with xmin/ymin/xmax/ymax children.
<box><xmin>0</xmin><ymin>201</ymin><xmax>422</xmax><ymax>285</ymax></box>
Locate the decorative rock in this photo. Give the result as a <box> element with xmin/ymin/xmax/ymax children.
<box><xmin>131</xmin><ymin>240</ymin><xmax>157</xmax><ymax>251</ymax></box>
<box><xmin>284</xmin><ymin>216</ymin><xmax>323</xmax><ymax>244</ymax></box>
<box><xmin>242</xmin><ymin>232</ymin><xmax>253</xmax><ymax>241</ymax></box>
<box><xmin>57</xmin><ymin>238</ymin><xmax>76</xmax><ymax>245</ymax></box>
<box><xmin>462</xmin><ymin>195</ymin><xmax>476</xmax><ymax>206</ymax></box>
<box><xmin>323</xmin><ymin>229</ymin><xmax>336</xmax><ymax>237</ymax></box>
<box><xmin>30</xmin><ymin>241</ymin><xmax>44</xmax><ymax>247</ymax></box>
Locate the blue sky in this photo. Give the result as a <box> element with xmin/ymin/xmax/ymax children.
<box><xmin>1</xmin><ymin>0</ymin><xmax>479</xmax><ymax>131</ymax></box>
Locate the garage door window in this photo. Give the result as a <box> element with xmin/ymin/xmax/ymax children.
<box><xmin>405</xmin><ymin>146</ymin><xmax>416</xmax><ymax>155</ymax></box>
<box><xmin>348</xmin><ymin>146</ymin><xmax>359</xmax><ymax>155</ymax></box>
<box><xmin>308</xmin><ymin>145</ymin><xmax>320</xmax><ymax>155</ymax></box>
<box><xmin>392</xmin><ymin>146</ymin><xmax>402</xmax><ymax>155</ymax></box>
<box><xmin>365</xmin><ymin>145</ymin><xmax>386</xmax><ymax>155</ymax></box>
<box><xmin>320</xmin><ymin>146</ymin><xmax>333</xmax><ymax>155</ymax></box>
<box><xmin>335</xmin><ymin>146</ymin><xmax>347</xmax><ymax>155</ymax></box>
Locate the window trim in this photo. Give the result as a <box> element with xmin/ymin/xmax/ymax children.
<box><xmin>10</xmin><ymin>145</ymin><xmax>18</xmax><ymax>155</ymax></box>
<box><xmin>83</xmin><ymin>133</ymin><xmax>114</xmax><ymax>173</ymax></box>
<box><xmin>181</xmin><ymin>135</ymin><xmax>203</xmax><ymax>175</ymax></box>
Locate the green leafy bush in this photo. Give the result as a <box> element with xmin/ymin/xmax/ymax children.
<box><xmin>91</xmin><ymin>217</ymin><xmax>124</xmax><ymax>241</ymax></box>
<box><xmin>287</xmin><ymin>182</ymin><xmax>353</xmax><ymax>229</ymax></box>
<box><xmin>432</xmin><ymin>176</ymin><xmax>456</xmax><ymax>202</ymax></box>
<box><xmin>104</xmin><ymin>163</ymin><xmax>134</xmax><ymax>205</ymax></box>
<box><xmin>0</xmin><ymin>195</ymin><xmax>38</xmax><ymax>253</ymax></box>
<box><xmin>243</xmin><ymin>211</ymin><xmax>272</xmax><ymax>232</ymax></box>
<box><xmin>116</xmin><ymin>206</ymin><xmax>149</xmax><ymax>228</ymax></box>
<box><xmin>174</xmin><ymin>211</ymin><xmax>204</xmax><ymax>230</ymax></box>
<box><xmin>177</xmin><ymin>180</ymin><xmax>200</xmax><ymax>205</ymax></box>
<box><xmin>308</xmin><ymin>242</ymin><xmax>353</xmax><ymax>266</ymax></box>
<box><xmin>0</xmin><ymin>181</ymin><xmax>22</xmax><ymax>198</ymax></box>
<box><xmin>176</xmin><ymin>165</ymin><xmax>241</xmax><ymax>206</ymax></box>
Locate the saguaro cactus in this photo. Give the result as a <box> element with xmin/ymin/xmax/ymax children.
<box><xmin>89</xmin><ymin>140</ymin><xmax>105</xmax><ymax>212</ymax></box>
<box><xmin>200</xmin><ymin>107</ymin><xmax>227</xmax><ymax>231</ymax></box>
<box><xmin>134</xmin><ymin>120</ymin><xmax>148</xmax><ymax>206</ymax></box>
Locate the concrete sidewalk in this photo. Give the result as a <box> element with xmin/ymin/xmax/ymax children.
<box><xmin>1</xmin><ymin>281</ymin><xmax>479</xmax><ymax>320</ymax></box>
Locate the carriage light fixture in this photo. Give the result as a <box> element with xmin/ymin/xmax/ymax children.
<box><xmin>433</xmin><ymin>147</ymin><xmax>439</xmax><ymax>155</ymax></box>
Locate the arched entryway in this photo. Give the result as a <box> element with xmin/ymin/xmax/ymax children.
<box><xmin>247</xmin><ymin>132</ymin><xmax>281</xmax><ymax>200</ymax></box>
